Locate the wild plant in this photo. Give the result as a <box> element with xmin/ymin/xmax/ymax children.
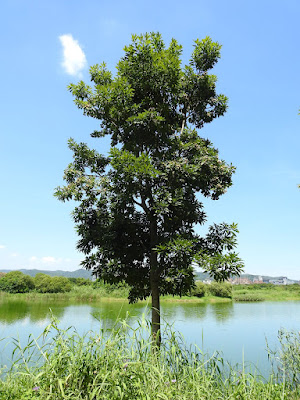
<box><xmin>0</xmin><ymin>315</ymin><xmax>299</xmax><ymax>399</ymax></box>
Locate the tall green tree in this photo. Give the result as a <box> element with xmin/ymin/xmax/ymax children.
<box><xmin>55</xmin><ymin>33</ymin><xmax>243</xmax><ymax>344</ymax></box>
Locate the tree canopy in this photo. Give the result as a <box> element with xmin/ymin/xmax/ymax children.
<box><xmin>0</xmin><ymin>271</ymin><xmax>34</xmax><ymax>293</ymax></box>
<box><xmin>55</xmin><ymin>33</ymin><xmax>244</xmax><ymax>343</ymax></box>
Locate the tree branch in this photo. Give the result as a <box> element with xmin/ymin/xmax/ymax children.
<box><xmin>180</xmin><ymin>117</ymin><xmax>186</xmax><ymax>135</ymax></box>
<box><xmin>133</xmin><ymin>195</ymin><xmax>150</xmax><ymax>215</ymax></box>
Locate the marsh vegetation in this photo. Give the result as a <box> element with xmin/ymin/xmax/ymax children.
<box><xmin>1</xmin><ymin>271</ymin><xmax>300</xmax><ymax>303</ymax></box>
<box><xmin>1</xmin><ymin>316</ymin><xmax>300</xmax><ymax>399</ymax></box>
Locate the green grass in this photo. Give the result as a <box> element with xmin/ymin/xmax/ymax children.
<box><xmin>1</xmin><ymin>282</ymin><xmax>300</xmax><ymax>304</ymax></box>
<box><xmin>0</xmin><ymin>284</ymin><xmax>232</xmax><ymax>304</ymax></box>
<box><xmin>232</xmin><ymin>293</ymin><xmax>265</xmax><ymax>302</ymax></box>
<box><xmin>160</xmin><ymin>294</ymin><xmax>232</xmax><ymax>303</ymax></box>
<box><xmin>0</xmin><ymin>284</ymin><xmax>129</xmax><ymax>302</ymax></box>
<box><xmin>0</xmin><ymin>316</ymin><xmax>299</xmax><ymax>399</ymax></box>
<box><xmin>232</xmin><ymin>284</ymin><xmax>300</xmax><ymax>302</ymax></box>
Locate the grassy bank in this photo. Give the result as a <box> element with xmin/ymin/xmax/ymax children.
<box><xmin>0</xmin><ymin>283</ymin><xmax>129</xmax><ymax>302</ymax></box>
<box><xmin>0</xmin><ymin>317</ymin><xmax>299</xmax><ymax>399</ymax></box>
<box><xmin>1</xmin><ymin>282</ymin><xmax>300</xmax><ymax>304</ymax></box>
<box><xmin>0</xmin><ymin>289</ymin><xmax>231</xmax><ymax>305</ymax></box>
<box><xmin>232</xmin><ymin>284</ymin><xmax>300</xmax><ymax>302</ymax></box>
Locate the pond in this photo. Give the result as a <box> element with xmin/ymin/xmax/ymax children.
<box><xmin>0</xmin><ymin>298</ymin><xmax>299</xmax><ymax>376</ymax></box>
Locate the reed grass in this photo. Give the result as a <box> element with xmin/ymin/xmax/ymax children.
<box><xmin>0</xmin><ymin>315</ymin><xmax>299</xmax><ymax>399</ymax></box>
<box><xmin>233</xmin><ymin>294</ymin><xmax>264</xmax><ymax>302</ymax></box>
<box><xmin>0</xmin><ymin>284</ymin><xmax>129</xmax><ymax>303</ymax></box>
<box><xmin>233</xmin><ymin>284</ymin><xmax>300</xmax><ymax>302</ymax></box>
<box><xmin>0</xmin><ymin>288</ymin><xmax>232</xmax><ymax>304</ymax></box>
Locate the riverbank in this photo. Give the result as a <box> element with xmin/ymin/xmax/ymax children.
<box><xmin>0</xmin><ymin>318</ymin><xmax>299</xmax><ymax>400</ymax></box>
<box><xmin>0</xmin><ymin>289</ymin><xmax>231</xmax><ymax>304</ymax></box>
<box><xmin>232</xmin><ymin>283</ymin><xmax>300</xmax><ymax>301</ymax></box>
<box><xmin>1</xmin><ymin>283</ymin><xmax>300</xmax><ymax>303</ymax></box>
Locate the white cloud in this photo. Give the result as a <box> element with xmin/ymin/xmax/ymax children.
<box><xmin>10</xmin><ymin>253</ymin><xmax>18</xmax><ymax>257</ymax></box>
<box><xmin>59</xmin><ymin>34</ymin><xmax>87</xmax><ymax>76</ymax></box>
<box><xmin>41</xmin><ymin>256</ymin><xmax>58</xmax><ymax>264</ymax></box>
<box><xmin>0</xmin><ymin>245</ymin><xmax>6</xmax><ymax>249</ymax></box>
<box><xmin>29</xmin><ymin>256</ymin><xmax>67</xmax><ymax>265</ymax></box>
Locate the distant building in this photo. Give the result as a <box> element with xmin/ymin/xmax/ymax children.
<box><xmin>225</xmin><ymin>274</ymin><xmax>300</xmax><ymax>286</ymax></box>
<box><xmin>269</xmin><ymin>277</ymin><xmax>297</xmax><ymax>285</ymax></box>
<box><xmin>285</xmin><ymin>278</ymin><xmax>297</xmax><ymax>285</ymax></box>
<box><xmin>228</xmin><ymin>277</ymin><xmax>252</xmax><ymax>285</ymax></box>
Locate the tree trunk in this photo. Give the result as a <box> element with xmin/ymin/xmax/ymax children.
<box><xmin>151</xmin><ymin>274</ymin><xmax>161</xmax><ymax>347</ymax></box>
<box><xmin>150</xmin><ymin>217</ymin><xmax>161</xmax><ymax>348</ymax></box>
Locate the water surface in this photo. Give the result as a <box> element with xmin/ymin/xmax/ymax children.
<box><xmin>0</xmin><ymin>299</ymin><xmax>299</xmax><ymax>375</ymax></box>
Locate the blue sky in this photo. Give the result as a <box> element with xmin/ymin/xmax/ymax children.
<box><xmin>0</xmin><ymin>0</ymin><xmax>299</xmax><ymax>279</ymax></box>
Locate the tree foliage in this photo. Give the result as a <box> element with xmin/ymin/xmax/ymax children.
<box><xmin>69</xmin><ymin>277</ymin><xmax>93</xmax><ymax>286</ymax></box>
<box><xmin>0</xmin><ymin>271</ymin><xmax>35</xmax><ymax>293</ymax></box>
<box><xmin>208</xmin><ymin>281</ymin><xmax>232</xmax><ymax>298</ymax></box>
<box><xmin>55</xmin><ymin>33</ymin><xmax>244</xmax><ymax>340</ymax></box>
<box><xmin>34</xmin><ymin>273</ymin><xmax>72</xmax><ymax>293</ymax></box>
<box><xmin>191</xmin><ymin>281</ymin><xmax>206</xmax><ymax>298</ymax></box>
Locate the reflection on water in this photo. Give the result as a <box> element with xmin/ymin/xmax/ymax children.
<box><xmin>0</xmin><ymin>299</ymin><xmax>236</xmax><ymax>326</ymax></box>
<box><xmin>90</xmin><ymin>301</ymin><xmax>147</xmax><ymax>330</ymax></box>
<box><xmin>0</xmin><ymin>298</ymin><xmax>300</xmax><ymax>376</ymax></box>
<box><xmin>0</xmin><ymin>300</ymin><xmax>66</xmax><ymax>324</ymax></box>
<box><xmin>210</xmin><ymin>302</ymin><xmax>234</xmax><ymax>322</ymax></box>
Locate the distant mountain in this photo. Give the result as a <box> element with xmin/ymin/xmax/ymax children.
<box><xmin>0</xmin><ymin>269</ymin><xmax>298</xmax><ymax>283</ymax></box>
<box><xmin>194</xmin><ymin>271</ymin><xmax>299</xmax><ymax>283</ymax></box>
<box><xmin>240</xmin><ymin>273</ymin><xmax>285</xmax><ymax>282</ymax></box>
<box><xmin>0</xmin><ymin>269</ymin><xmax>93</xmax><ymax>279</ymax></box>
<box><xmin>238</xmin><ymin>273</ymin><xmax>299</xmax><ymax>283</ymax></box>
<box><xmin>194</xmin><ymin>271</ymin><xmax>211</xmax><ymax>281</ymax></box>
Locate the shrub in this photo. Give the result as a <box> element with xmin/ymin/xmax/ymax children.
<box><xmin>233</xmin><ymin>294</ymin><xmax>264</xmax><ymax>302</ymax></box>
<box><xmin>250</xmin><ymin>283</ymin><xmax>273</xmax><ymax>290</ymax></box>
<box><xmin>50</xmin><ymin>276</ymin><xmax>72</xmax><ymax>293</ymax></box>
<box><xmin>208</xmin><ymin>282</ymin><xmax>232</xmax><ymax>298</ymax></box>
<box><xmin>93</xmin><ymin>279</ymin><xmax>128</xmax><ymax>291</ymax></box>
<box><xmin>69</xmin><ymin>277</ymin><xmax>92</xmax><ymax>286</ymax></box>
<box><xmin>34</xmin><ymin>273</ymin><xmax>52</xmax><ymax>293</ymax></box>
<box><xmin>34</xmin><ymin>274</ymin><xmax>72</xmax><ymax>293</ymax></box>
<box><xmin>283</xmin><ymin>284</ymin><xmax>300</xmax><ymax>292</ymax></box>
<box><xmin>0</xmin><ymin>271</ymin><xmax>34</xmax><ymax>293</ymax></box>
<box><xmin>92</xmin><ymin>279</ymin><xmax>129</xmax><ymax>298</ymax></box>
<box><xmin>191</xmin><ymin>281</ymin><xmax>206</xmax><ymax>297</ymax></box>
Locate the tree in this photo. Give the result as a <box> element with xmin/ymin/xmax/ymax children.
<box><xmin>208</xmin><ymin>281</ymin><xmax>232</xmax><ymax>298</ymax></box>
<box><xmin>191</xmin><ymin>281</ymin><xmax>206</xmax><ymax>298</ymax></box>
<box><xmin>0</xmin><ymin>271</ymin><xmax>34</xmax><ymax>293</ymax></box>
<box><xmin>55</xmin><ymin>33</ymin><xmax>244</xmax><ymax>345</ymax></box>
<box><xmin>34</xmin><ymin>273</ymin><xmax>72</xmax><ymax>293</ymax></box>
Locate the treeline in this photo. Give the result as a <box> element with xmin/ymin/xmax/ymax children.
<box><xmin>0</xmin><ymin>271</ymin><xmax>233</xmax><ymax>299</ymax></box>
<box><xmin>0</xmin><ymin>271</ymin><xmax>94</xmax><ymax>294</ymax></box>
<box><xmin>0</xmin><ymin>268</ymin><xmax>93</xmax><ymax>279</ymax></box>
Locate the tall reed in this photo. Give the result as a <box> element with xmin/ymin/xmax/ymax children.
<box><xmin>0</xmin><ymin>315</ymin><xmax>299</xmax><ymax>399</ymax></box>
